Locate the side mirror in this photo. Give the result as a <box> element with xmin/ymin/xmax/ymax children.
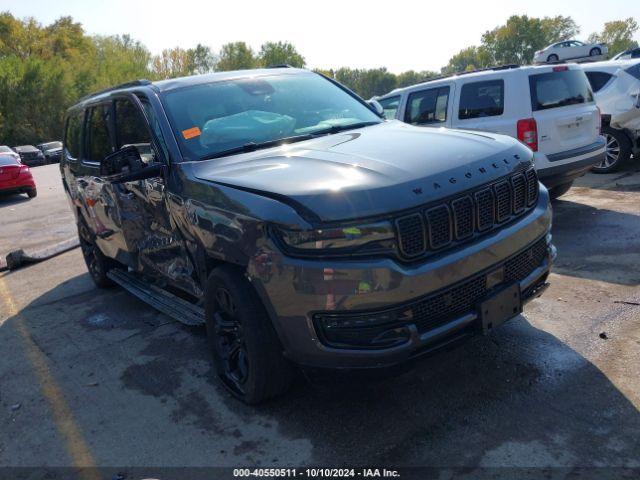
<box><xmin>101</xmin><ymin>145</ymin><xmax>164</xmax><ymax>184</ymax></box>
<box><xmin>100</xmin><ymin>145</ymin><xmax>145</xmax><ymax>176</ymax></box>
<box><xmin>368</xmin><ymin>99</ymin><xmax>385</xmax><ymax>118</ymax></box>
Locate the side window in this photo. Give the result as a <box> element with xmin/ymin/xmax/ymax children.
<box><xmin>85</xmin><ymin>104</ymin><xmax>113</xmax><ymax>162</ymax></box>
<box><xmin>64</xmin><ymin>111</ymin><xmax>84</xmax><ymax>159</ymax></box>
<box><xmin>459</xmin><ymin>80</ymin><xmax>504</xmax><ymax>120</ymax></box>
<box><xmin>405</xmin><ymin>87</ymin><xmax>450</xmax><ymax>125</ymax></box>
<box><xmin>585</xmin><ymin>71</ymin><xmax>613</xmax><ymax>93</ymax></box>
<box><xmin>115</xmin><ymin>98</ymin><xmax>151</xmax><ymax>149</ymax></box>
<box><xmin>379</xmin><ymin>95</ymin><xmax>401</xmax><ymax>119</ymax></box>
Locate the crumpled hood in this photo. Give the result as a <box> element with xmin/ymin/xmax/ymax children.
<box><xmin>191</xmin><ymin>121</ymin><xmax>533</xmax><ymax>222</ymax></box>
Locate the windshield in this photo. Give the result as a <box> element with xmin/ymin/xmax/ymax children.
<box><xmin>0</xmin><ymin>146</ymin><xmax>14</xmax><ymax>153</ymax></box>
<box><xmin>162</xmin><ymin>72</ymin><xmax>382</xmax><ymax>160</ymax></box>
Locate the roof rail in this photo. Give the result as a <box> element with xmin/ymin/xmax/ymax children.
<box><xmin>420</xmin><ymin>64</ymin><xmax>521</xmax><ymax>84</ymax></box>
<box><xmin>266</xmin><ymin>64</ymin><xmax>293</xmax><ymax>69</ymax></box>
<box><xmin>78</xmin><ymin>79</ymin><xmax>152</xmax><ymax>102</ymax></box>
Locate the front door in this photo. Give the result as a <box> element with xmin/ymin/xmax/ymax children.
<box><xmin>111</xmin><ymin>95</ymin><xmax>200</xmax><ymax>296</ymax></box>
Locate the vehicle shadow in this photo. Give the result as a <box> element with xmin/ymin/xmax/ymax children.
<box><xmin>0</xmin><ymin>192</ymin><xmax>31</xmax><ymax>207</ymax></box>
<box><xmin>260</xmin><ymin>312</ymin><xmax>640</xmax><ymax>467</ymax></box>
<box><xmin>550</xmin><ymin>198</ymin><xmax>640</xmax><ymax>285</ymax></box>
<box><xmin>573</xmin><ymin>160</ymin><xmax>640</xmax><ymax>192</ymax></box>
<box><xmin>2</xmin><ymin>270</ymin><xmax>638</xmax><ymax>469</ymax></box>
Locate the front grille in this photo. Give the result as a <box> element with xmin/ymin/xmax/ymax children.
<box><xmin>426</xmin><ymin>205</ymin><xmax>452</xmax><ymax>248</ymax></box>
<box><xmin>314</xmin><ymin>236</ymin><xmax>549</xmax><ymax>348</ymax></box>
<box><xmin>396</xmin><ymin>213</ymin><xmax>425</xmax><ymax>257</ymax></box>
<box><xmin>396</xmin><ymin>167</ymin><xmax>539</xmax><ymax>260</ymax></box>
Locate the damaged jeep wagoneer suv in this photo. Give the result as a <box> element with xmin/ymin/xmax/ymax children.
<box><xmin>61</xmin><ymin>68</ymin><xmax>555</xmax><ymax>403</ymax></box>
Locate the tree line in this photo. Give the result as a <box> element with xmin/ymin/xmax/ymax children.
<box><xmin>0</xmin><ymin>11</ymin><xmax>637</xmax><ymax>146</ymax></box>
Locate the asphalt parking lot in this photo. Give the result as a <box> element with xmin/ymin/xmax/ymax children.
<box><xmin>1</xmin><ymin>163</ymin><xmax>639</xmax><ymax>473</ymax></box>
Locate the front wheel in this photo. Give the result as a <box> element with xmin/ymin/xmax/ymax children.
<box><xmin>26</xmin><ymin>188</ymin><xmax>37</xmax><ymax>198</ymax></box>
<box><xmin>591</xmin><ymin>126</ymin><xmax>632</xmax><ymax>173</ymax></box>
<box><xmin>589</xmin><ymin>47</ymin><xmax>601</xmax><ymax>56</ymax></box>
<box><xmin>205</xmin><ymin>266</ymin><xmax>294</xmax><ymax>404</ymax></box>
<box><xmin>78</xmin><ymin>218</ymin><xmax>118</xmax><ymax>288</ymax></box>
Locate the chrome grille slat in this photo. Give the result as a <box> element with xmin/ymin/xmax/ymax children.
<box><xmin>395</xmin><ymin>167</ymin><xmax>539</xmax><ymax>261</ymax></box>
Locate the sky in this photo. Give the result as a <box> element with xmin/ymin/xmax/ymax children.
<box><xmin>1</xmin><ymin>0</ymin><xmax>639</xmax><ymax>73</ymax></box>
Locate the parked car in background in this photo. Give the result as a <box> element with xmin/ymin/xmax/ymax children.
<box><xmin>0</xmin><ymin>145</ymin><xmax>20</xmax><ymax>161</ymax></box>
<box><xmin>612</xmin><ymin>48</ymin><xmax>640</xmax><ymax>61</ymax></box>
<box><xmin>36</xmin><ymin>141</ymin><xmax>63</xmax><ymax>163</ymax></box>
<box><xmin>0</xmin><ymin>154</ymin><xmax>37</xmax><ymax>198</ymax></box>
<box><xmin>533</xmin><ymin>40</ymin><xmax>607</xmax><ymax>64</ymax></box>
<box><xmin>61</xmin><ymin>68</ymin><xmax>554</xmax><ymax>404</ymax></box>
<box><xmin>13</xmin><ymin>145</ymin><xmax>46</xmax><ymax>167</ymax></box>
<box><xmin>582</xmin><ymin>60</ymin><xmax>640</xmax><ymax>172</ymax></box>
<box><xmin>378</xmin><ymin>64</ymin><xmax>604</xmax><ymax>198</ymax></box>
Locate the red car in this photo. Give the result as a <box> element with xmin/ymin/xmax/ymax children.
<box><xmin>0</xmin><ymin>154</ymin><xmax>37</xmax><ymax>198</ymax></box>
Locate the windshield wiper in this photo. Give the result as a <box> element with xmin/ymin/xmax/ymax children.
<box><xmin>200</xmin><ymin>133</ymin><xmax>317</xmax><ymax>160</ymax></box>
<box><xmin>310</xmin><ymin>121</ymin><xmax>381</xmax><ymax>135</ymax></box>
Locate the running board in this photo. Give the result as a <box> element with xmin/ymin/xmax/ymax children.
<box><xmin>107</xmin><ymin>269</ymin><xmax>205</xmax><ymax>326</ymax></box>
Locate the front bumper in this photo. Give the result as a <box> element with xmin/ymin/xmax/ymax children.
<box><xmin>249</xmin><ymin>190</ymin><xmax>554</xmax><ymax>369</ymax></box>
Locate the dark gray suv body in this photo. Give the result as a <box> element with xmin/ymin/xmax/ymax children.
<box><xmin>61</xmin><ymin>68</ymin><xmax>555</xmax><ymax>403</ymax></box>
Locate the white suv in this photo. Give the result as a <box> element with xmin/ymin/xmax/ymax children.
<box><xmin>378</xmin><ymin>64</ymin><xmax>604</xmax><ymax>198</ymax></box>
<box><xmin>582</xmin><ymin>60</ymin><xmax>640</xmax><ymax>172</ymax></box>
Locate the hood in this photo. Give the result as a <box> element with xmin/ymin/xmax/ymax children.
<box><xmin>190</xmin><ymin>121</ymin><xmax>533</xmax><ymax>222</ymax></box>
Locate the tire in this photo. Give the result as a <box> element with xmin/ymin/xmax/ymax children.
<box><xmin>77</xmin><ymin>218</ymin><xmax>118</xmax><ymax>288</ymax></box>
<box><xmin>549</xmin><ymin>180</ymin><xmax>574</xmax><ymax>199</ymax></box>
<box><xmin>590</xmin><ymin>47</ymin><xmax>601</xmax><ymax>56</ymax></box>
<box><xmin>591</xmin><ymin>126</ymin><xmax>632</xmax><ymax>173</ymax></box>
<box><xmin>547</xmin><ymin>54</ymin><xmax>559</xmax><ymax>63</ymax></box>
<box><xmin>27</xmin><ymin>188</ymin><xmax>37</xmax><ymax>198</ymax></box>
<box><xmin>204</xmin><ymin>265</ymin><xmax>294</xmax><ymax>404</ymax></box>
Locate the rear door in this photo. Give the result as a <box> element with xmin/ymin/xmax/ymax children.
<box><xmin>451</xmin><ymin>77</ymin><xmax>512</xmax><ymax>136</ymax></box>
<box><xmin>528</xmin><ymin>67</ymin><xmax>600</xmax><ymax>156</ymax></box>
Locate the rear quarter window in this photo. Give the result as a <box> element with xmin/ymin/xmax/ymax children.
<box><xmin>585</xmin><ymin>71</ymin><xmax>613</xmax><ymax>92</ymax></box>
<box><xmin>458</xmin><ymin>80</ymin><xmax>504</xmax><ymax>119</ymax></box>
<box><xmin>529</xmin><ymin>69</ymin><xmax>593</xmax><ymax>111</ymax></box>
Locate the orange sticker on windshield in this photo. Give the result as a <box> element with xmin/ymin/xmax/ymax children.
<box><xmin>182</xmin><ymin>127</ymin><xmax>201</xmax><ymax>139</ymax></box>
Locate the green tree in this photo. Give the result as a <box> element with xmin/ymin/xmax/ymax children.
<box><xmin>588</xmin><ymin>18</ymin><xmax>639</xmax><ymax>57</ymax></box>
<box><xmin>151</xmin><ymin>47</ymin><xmax>194</xmax><ymax>79</ymax></box>
<box><xmin>188</xmin><ymin>43</ymin><xmax>217</xmax><ymax>74</ymax></box>
<box><xmin>396</xmin><ymin>70</ymin><xmax>439</xmax><ymax>88</ymax></box>
<box><xmin>482</xmin><ymin>15</ymin><xmax>579</xmax><ymax>65</ymax></box>
<box><xmin>216</xmin><ymin>42</ymin><xmax>256</xmax><ymax>71</ymax></box>
<box><xmin>258</xmin><ymin>41</ymin><xmax>305</xmax><ymax>68</ymax></box>
<box><xmin>442</xmin><ymin>46</ymin><xmax>493</xmax><ymax>74</ymax></box>
<box><xmin>333</xmin><ymin>67</ymin><xmax>397</xmax><ymax>99</ymax></box>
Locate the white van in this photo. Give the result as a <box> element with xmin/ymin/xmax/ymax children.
<box><xmin>378</xmin><ymin>64</ymin><xmax>605</xmax><ymax>198</ymax></box>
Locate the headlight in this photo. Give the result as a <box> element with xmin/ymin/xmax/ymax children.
<box><xmin>275</xmin><ymin>221</ymin><xmax>396</xmax><ymax>256</ymax></box>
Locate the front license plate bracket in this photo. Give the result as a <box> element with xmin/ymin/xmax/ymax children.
<box><xmin>479</xmin><ymin>283</ymin><xmax>522</xmax><ymax>334</ymax></box>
